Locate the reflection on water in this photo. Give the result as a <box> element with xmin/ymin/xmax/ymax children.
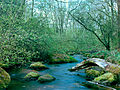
<box><xmin>7</xmin><ymin>55</ymin><xmax>90</xmax><ymax>90</ymax></box>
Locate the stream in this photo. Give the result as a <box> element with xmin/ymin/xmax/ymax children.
<box><xmin>7</xmin><ymin>55</ymin><xmax>90</xmax><ymax>90</ymax></box>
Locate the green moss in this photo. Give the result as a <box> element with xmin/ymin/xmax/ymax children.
<box><xmin>82</xmin><ymin>50</ymin><xmax>110</xmax><ymax>59</ymax></box>
<box><xmin>38</xmin><ymin>74</ymin><xmax>55</xmax><ymax>83</ymax></box>
<box><xmin>49</xmin><ymin>54</ymin><xmax>77</xmax><ymax>64</ymax></box>
<box><xmin>86</xmin><ymin>69</ymin><xmax>100</xmax><ymax>79</ymax></box>
<box><xmin>30</xmin><ymin>62</ymin><xmax>49</xmax><ymax>70</ymax></box>
<box><xmin>94</xmin><ymin>73</ymin><xmax>115</xmax><ymax>84</ymax></box>
<box><xmin>0</xmin><ymin>80</ymin><xmax>6</xmax><ymax>88</ymax></box>
<box><xmin>84</xmin><ymin>53</ymin><xmax>91</xmax><ymax>57</ymax></box>
<box><xmin>106</xmin><ymin>65</ymin><xmax>120</xmax><ymax>74</ymax></box>
<box><xmin>0</xmin><ymin>63</ymin><xmax>9</xmax><ymax>68</ymax></box>
<box><xmin>0</xmin><ymin>67</ymin><xmax>11</xmax><ymax>89</ymax></box>
<box><xmin>24</xmin><ymin>72</ymin><xmax>40</xmax><ymax>80</ymax></box>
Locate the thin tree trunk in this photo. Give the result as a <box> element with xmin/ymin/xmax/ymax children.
<box><xmin>69</xmin><ymin>12</ymin><xmax>111</xmax><ymax>51</ymax></box>
<box><xmin>31</xmin><ymin>0</ymin><xmax>34</xmax><ymax>17</ymax></box>
<box><xmin>21</xmin><ymin>0</ymin><xmax>25</xmax><ymax>17</ymax></box>
<box><xmin>117</xmin><ymin>0</ymin><xmax>120</xmax><ymax>49</ymax></box>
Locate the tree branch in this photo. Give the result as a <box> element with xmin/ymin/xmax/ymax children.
<box><xmin>68</xmin><ymin>11</ymin><xmax>107</xmax><ymax>48</ymax></box>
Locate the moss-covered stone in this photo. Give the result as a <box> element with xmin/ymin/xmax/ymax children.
<box><xmin>38</xmin><ymin>74</ymin><xmax>55</xmax><ymax>83</ymax></box>
<box><xmin>86</xmin><ymin>69</ymin><xmax>101</xmax><ymax>79</ymax></box>
<box><xmin>30</xmin><ymin>62</ymin><xmax>49</xmax><ymax>70</ymax></box>
<box><xmin>94</xmin><ymin>73</ymin><xmax>116</xmax><ymax>84</ymax></box>
<box><xmin>24</xmin><ymin>72</ymin><xmax>40</xmax><ymax>80</ymax></box>
<box><xmin>0</xmin><ymin>67</ymin><xmax>11</xmax><ymax>89</ymax></box>
<box><xmin>49</xmin><ymin>54</ymin><xmax>77</xmax><ymax>64</ymax></box>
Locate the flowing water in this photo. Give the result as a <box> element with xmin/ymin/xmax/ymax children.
<box><xmin>7</xmin><ymin>55</ymin><xmax>90</xmax><ymax>90</ymax></box>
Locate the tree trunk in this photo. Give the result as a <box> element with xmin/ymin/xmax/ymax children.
<box><xmin>117</xmin><ymin>0</ymin><xmax>120</xmax><ymax>49</ymax></box>
<box><xmin>106</xmin><ymin>33</ymin><xmax>110</xmax><ymax>51</ymax></box>
<box><xmin>105</xmin><ymin>44</ymin><xmax>110</xmax><ymax>51</ymax></box>
<box><xmin>21</xmin><ymin>0</ymin><xmax>25</xmax><ymax>17</ymax></box>
<box><xmin>31</xmin><ymin>0</ymin><xmax>34</xmax><ymax>17</ymax></box>
<box><xmin>69</xmin><ymin>12</ymin><xmax>111</xmax><ymax>51</ymax></box>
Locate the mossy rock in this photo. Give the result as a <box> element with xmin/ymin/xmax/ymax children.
<box><xmin>38</xmin><ymin>74</ymin><xmax>55</xmax><ymax>83</ymax></box>
<box><xmin>49</xmin><ymin>54</ymin><xmax>77</xmax><ymax>64</ymax></box>
<box><xmin>94</xmin><ymin>73</ymin><xmax>116</xmax><ymax>84</ymax></box>
<box><xmin>86</xmin><ymin>69</ymin><xmax>101</xmax><ymax>79</ymax></box>
<box><xmin>24</xmin><ymin>72</ymin><xmax>40</xmax><ymax>80</ymax></box>
<box><xmin>30</xmin><ymin>62</ymin><xmax>49</xmax><ymax>70</ymax></box>
<box><xmin>0</xmin><ymin>67</ymin><xmax>11</xmax><ymax>89</ymax></box>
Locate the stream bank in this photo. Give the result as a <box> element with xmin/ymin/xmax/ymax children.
<box><xmin>6</xmin><ymin>55</ymin><xmax>120</xmax><ymax>90</ymax></box>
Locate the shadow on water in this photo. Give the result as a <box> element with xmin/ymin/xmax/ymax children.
<box><xmin>7</xmin><ymin>55</ymin><xmax>90</xmax><ymax>90</ymax></box>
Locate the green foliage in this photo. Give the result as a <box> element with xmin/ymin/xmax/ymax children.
<box><xmin>49</xmin><ymin>54</ymin><xmax>77</xmax><ymax>64</ymax></box>
<box><xmin>83</xmin><ymin>50</ymin><xmax>109</xmax><ymax>59</ymax></box>
<box><xmin>0</xmin><ymin>2</ymin><xmax>54</xmax><ymax>64</ymax></box>
<box><xmin>106</xmin><ymin>50</ymin><xmax>120</xmax><ymax>64</ymax></box>
<box><xmin>0</xmin><ymin>0</ymin><xmax>119</xmax><ymax>66</ymax></box>
<box><xmin>83</xmin><ymin>50</ymin><xmax>120</xmax><ymax>64</ymax></box>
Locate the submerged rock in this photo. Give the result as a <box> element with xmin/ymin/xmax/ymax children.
<box><xmin>0</xmin><ymin>67</ymin><xmax>11</xmax><ymax>89</ymax></box>
<box><xmin>49</xmin><ymin>54</ymin><xmax>77</xmax><ymax>64</ymax></box>
<box><xmin>24</xmin><ymin>72</ymin><xmax>40</xmax><ymax>80</ymax></box>
<box><xmin>30</xmin><ymin>62</ymin><xmax>49</xmax><ymax>70</ymax></box>
<box><xmin>38</xmin><ymin>74</ymin><xmax>55</xmax><ymax>83</ymax></box>
<box><xmin>94</xmin><ymin>73</ymin><xmax>116</xmax><ymax>84</ymax></box>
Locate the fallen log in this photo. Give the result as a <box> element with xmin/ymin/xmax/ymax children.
<box><xmin>83</xmin><ymin>81</ymin><xmax>116</xmax><ymax>90</ymax></box>
<box><xmin>70</xmin><ymin>58</ymin><xmax>120</xmax><ymax>75</ymax></box>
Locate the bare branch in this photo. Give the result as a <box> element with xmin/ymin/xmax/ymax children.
<box><xmin>87</xmin><ymin>12</ymin><xmax>108</xmax><ymax>44</ymax></box>
<box><xmin>68</xmin><ymin>11</ymin><xmax>107</xmax><ymax>48</ymax></box>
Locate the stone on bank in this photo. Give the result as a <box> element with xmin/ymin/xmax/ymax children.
<box><xmin>93</xmin><ymin>73</ymin><xmax>116</xmax><ymax>84</ymax></box>
<box><xmin>0</xmin><ymin>67</ymin><xmax>11</xmax><ymax>89</ymax></box>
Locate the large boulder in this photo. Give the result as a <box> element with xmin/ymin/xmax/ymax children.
<box><xmin>49</xmin><ymin>54</ymin><xmax>77</xmax><ymax>64</ymax></box>
<box><xmin>0</xmin><ymin>67</ymin><xmax>11</xmax><ymax>89</ymax></box>
<box><xmin>38</xmin><ymin>74</ymin><xmax>55</xmax><ymax>83</ymax></box>
<box><xmin>94</xmin><ymin>73</ymin><xmax>116</xmax><ymax>84</ymax></box>
<box><xmin>24</xmin><ymin>72</ymin><xmax>40</xmax><ymax>80</ymax></box>
<box><xmin>30</xmin><ymin>62</ymin><xmax>49</xmax><ymax>70</ymax></box>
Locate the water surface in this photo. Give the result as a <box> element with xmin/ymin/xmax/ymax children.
<box><xmin>7</xmin><ymin>55</ymin><xmax>90</xmax><ymax>90</ymax></box>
